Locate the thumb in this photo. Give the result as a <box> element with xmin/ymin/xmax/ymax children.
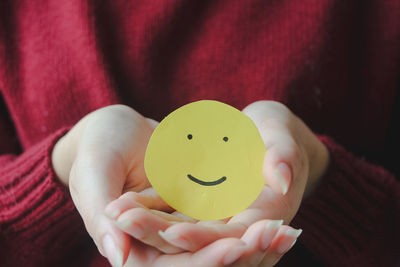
<box><xmin>69</xmin><ymin>128</ymin><xmax>152</xmax><ymax>266</ymax></box>
<box><xmin>261</xmin><ymin>136</ymin><xmax>303</xmax><ymax>196</ymax></box>
<box><xmin>69</xmin><ymin>150</ymin><xmax>133</xmax><ymax>266</ymax></box>
<box><xmin>242</xmin><ymin>101</ymin><xmax>305</xmax><ymax>196</ymax></box>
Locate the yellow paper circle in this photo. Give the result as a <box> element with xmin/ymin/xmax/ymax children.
<box><xmin>144</xmin><ymin>100</ymin><xmax>265</xmax><ymax>220</ymax></box>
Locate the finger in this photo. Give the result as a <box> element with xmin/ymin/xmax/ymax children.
<box><xmin>242</xmin><ymin>101</ymin><xmax>304</xmax><ymax>196</ymax></box>
<box><xmin>124</xmin><ymin>236</ymin><xmax>249</xmax><ymax>267</ymax></box>
<box><xmin>153</xmin><ymin>238</ymin><xmax>249</xmax><ymax>267</ymax></box>
<box><xmin>105</xmin><ymin>191</ymin><xmax>191</xmax><ymax>223</ymax></box>
<box><xmin>159</xmin><ymin>222</ymin><xmax>246</xmax><ymax>252</ymax></box>
<box><xmin>69</xmin><ymin>154</ymin><xmax>130</xmax><ymax>266</ymax></box>
<box><xmin>123</xmin><ymin>222</ymin><xmax>294</xmax><ymax>267</ymax></box>
<box><xmin>104</xmin><ymin>191</ymin><xmax>146</xmax><ymax>219</ymax></box>
<box><xmin>114</xmin><ymin>207</ymin><xmax>184</xmax><ymax>253</ymax></box>
<box><xmin>228</xmin><ymin>189</ymin><xmax>280</xmax><ymax>226</ymax></box>
<box><xmin>260</xmin><ymin>225</ymin><xmax>302</xmax><ymax>266</ymax></box>
<box><xmin>133</xmin><ymin>187</ymin><xmax>173</xmax><ymax>211</ymax></box>
<box><xmin>232</xmin><ymin>220</ymin><xmax>282</xmax><ymax>266</ymax></box>
<box><xmin>262</xmin><ymin>138</ymin><xmax>302</xmax><ymax>196</ymax></box>
<box><xmin>241</xmin><ymin>220</ymin><xmax>282</xmax><ymax>250</ymax></box>
<box><xmin>124</xmin><ymin>237</ymin><xmax>162</xmax><ymax>267</ymax></box>
<box><xmin>105</xmin><ymin>189</ymin><xmax>173</xmax><ymax>220</ymax></box>
<box><xmin>151</xmin><ymin>209</ymin><xmax>195</xmax><ymax>223</ymax></box>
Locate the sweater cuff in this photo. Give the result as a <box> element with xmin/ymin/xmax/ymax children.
<box><xmin>0</xmin><ymin>127</ymin><xmax>82</xmax><ymax>245</ymax></box>
<box><xmin>292</xmin><ymin>136</ymin><xmax>398</xmax><ymax>266</ymax></box>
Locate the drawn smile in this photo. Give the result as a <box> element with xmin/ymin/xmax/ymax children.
<box><xmin>187</xmin><ymin>174</ymin><xmax>227</xmax><ymax>186</ymax></box>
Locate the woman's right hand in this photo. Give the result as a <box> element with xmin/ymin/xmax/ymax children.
<box><xmin>51</xmin><ymin>104</ymin><xmax>158</xmax><ymax>266</ymax></box>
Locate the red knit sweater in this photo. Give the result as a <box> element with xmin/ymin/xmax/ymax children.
<box><xmin>0</xmin><ymin>1</ymin><xmax>399</xmax><ymax>266</ymax></box>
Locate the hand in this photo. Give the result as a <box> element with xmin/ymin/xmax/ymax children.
<box><xmin>51</xmin><ymin>104</ymin><xmax>156</xmax><ymax>265</ymax></box>
<box><xmin>106</xmin><ymin>189</ymin><xmax>301</xmax><ymax>267</ymax></box>
<box><xmin>105</xmin><ymin>100</ymin><xmax>329</xmax><ymax>266</ymax></box>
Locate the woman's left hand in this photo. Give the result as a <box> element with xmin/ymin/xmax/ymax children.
<box><xmin>105</xmin><ymin>100</ymin><xmax>330</xmax><ymax>266</ymax></box>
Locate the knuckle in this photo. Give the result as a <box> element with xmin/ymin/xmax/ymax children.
<box><xmin>265</xmin><ymin>100</ymin><xmax>290</xmax><ymax>113</ymax></box>
<box><xmin>259</xmin><ymin>114</ymin><xmax>293</xmax><ymax>133</ymax></box>
<box><xmin>121</xmin><ymin>191</ymin><xmax>140</xmax><ymax>200</ymax></box>
<box><xmin>102</xmin><ymin>104</ymin><xmax>135</xmax><ymax>116</ymax></box>
<box><xmin>252</xmin><ymin>100</ymin><xmax>291</xmax><ymax>115</ymax></box>
<box><xmin>106</xmin><ymin>104</ymin><xmax>142</xmax><ymax>122</ymax></box>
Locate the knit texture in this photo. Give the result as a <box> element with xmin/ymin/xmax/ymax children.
<box><xmin>290</xmin><ymin>136</ymin><xmax>400</xmax><ymax>267</ymax></box>
<box><xmin>0</xmin><ymin>0</ymin><xmax>399</xmax><ymax>266</ymax></box>
<box><xmin>0</xmin><ymin>128</ymin><xmax>95</xmax><ymax>266</ymax></box>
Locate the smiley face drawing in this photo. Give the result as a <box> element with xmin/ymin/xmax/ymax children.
<box><xmin>144</xmin><ymin>100</ymin><xmax>266</xmax><ymax>220</ymax></box>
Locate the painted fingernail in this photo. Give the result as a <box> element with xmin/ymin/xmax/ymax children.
<box><xmin>102</xmin><ymin>234</ymin><xmax>123</xmax><ymax>267</ymax></box>
<box><xmin>105</xmin><ymin>209</ymin><xmax>121</xmax><ymax>220</ymax></box>
<box><xmin>159</xmin><ymin>230</ymin><xmax>178</xmax><ymax>241</ymax></box>
<box><xmin>262</xmin><ymin>220</ymin><xmax>283</xmax><ymax>250</ymax></box>
<box><xmin>274</xmin><ymin>162</ymin><xmax>291</xmax><ymax>195</ymax></box>
<box><xmin>115</xmin><ymin>219</ymin><xmax>132</xmax><ymax>229</ymax></box>
<box><xmin>116</xmin><ymin>219</ymin><xmax>144</xmax><ymax>239</ymax></box>
<box><xmin>159</xmin><ymin>230</ymin><xmax>190</xmax><ymax>248</ymax></box>
<box><xmin>286</xmin><ymin>228</ymin><xmax>302</xmax><ymax>239</ymax></box>
<box><xmin>276</xmin><ymin>229</ymin><xmax>302</xmax><ymax>254</ymax></box>
<box><xmin>223</xmin><ymin>244</ymin><xmax>248</xmax><ymax>265</ymax></box>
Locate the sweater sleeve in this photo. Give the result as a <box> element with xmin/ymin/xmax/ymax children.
<box><xmin>291</xmin><ymin>136</ymin><xmax>400</xmax><ymax>267</ymax></box>
<box><xmin>0</xmin><ymin>127</ymin><xmax>92</xmax><ymax>266</ymax></box>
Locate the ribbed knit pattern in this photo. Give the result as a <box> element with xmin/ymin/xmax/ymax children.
<box><xmin>292</xmin><ymin>137</ymin><xmax>400</xmax><ymax>267</ymax></box>
<box><xmin>0</xmin><ymin>128</ymin><xmax>92</xmax><ymax>266</ymax></box>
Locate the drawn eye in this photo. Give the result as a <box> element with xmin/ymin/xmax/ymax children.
<box><xmin>187</xmin><ymin>134</ymin><xmax>193</xmax><ymax>140</ymax></box>
<box><xmin>223</xmin><ymin>136</ymin><xmax>228</xmax><ymax>142</ymax></box>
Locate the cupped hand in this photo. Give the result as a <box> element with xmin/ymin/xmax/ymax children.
<box><xmin>106</xmin><ymin>188</ymin><xmax>301</xmax><ymax>266</ymax></box>
<box><xmin>51</xmin><ymin>104</ymin><xmax>157</xmax><ymax>266</ymax></box>
<box><xmin>106</xmin><ymin>100</ymin><xmax>329</xmax><ymax>266</ymax></box>
<box><xmin>124</xmin><ymin>218</ymin><xmax>298</xmax><ymax>267</ymax></box>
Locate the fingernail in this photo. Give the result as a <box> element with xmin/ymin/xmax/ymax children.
<box><xmin>276</xmin><ymin>229</ymin><xmax>302</xmax><ymax>254</ymax></box>
<box><xmin>159</xmin><ymin>230</ymin><xmax>179</xmax><ymax>241</ymax></box>
<box><xmin>274</xmin><ymin>162</ymin><xmax>291</xmax><ymax>195</ymax></box>
<box><xmin>116</xmin><ymin>220</ymin><xmax>144</xmax><ymax>239</ymax></box>
<box><xmin>115</xmin><ymin>219</ymin><xmax>132</xmax><ymax>229</ymax></box>
<box><xmin>102</xmin><ymin>234</ymin><xmax>124</xmax><ymax>267</ymax></box>
<box><xmin>262</xmin><ymin>220</ymin><xmax>283</xmax><ymax>250</ymax></box>
<box><xmin>286</xmin><ymin>228</ymin><xmax>302</xmax><ymax>239</ymax></box>
<box><xmin>105</xmin><ymin>209</ymin><xmax>121</xmax><ymax>220</ymax></box>
<box><xmin>223</xmin><ymin>244</ymin><xmax>248</xmax><ymax>265</ymax></box>
<box><xmin>159</xmin><ymin>230</ymin><xmax>190</xmax><ymax>248</ymax></box>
